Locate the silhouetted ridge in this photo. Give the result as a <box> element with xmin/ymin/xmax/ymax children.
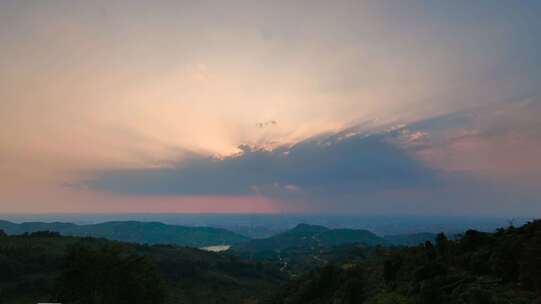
<box><xmin>0</xmin><ymin>219</ymin><xmax>248</xmax><ymax>247</ymax></box>
<box><xmin>232</xmin><ymin>223</ymin><xmax>386</xmax><ymax>256</ymax></box>
<box><xmin>288</xmin><ymin>223</ymin><xmax>330</xmax><ymax>233</ymax></box>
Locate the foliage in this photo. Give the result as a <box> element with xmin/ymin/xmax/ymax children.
<box><xmin>2</xmin><ymin>220</ymin><xmax>541</xmax><ymax>304</ymax></box>
<box><xmin>57</xmin><ymin>245</ymin><xmax>165</xmax><ymax>304</ymax></box>
<box><xmin>268</xmin><ymin>220</ymin><xmax>541</xmax><ymax>304</ymax></box>
<box><xmin>365</xmin><ymin>292</ymin><xmax>414</xmax><ymax>304</ymax></box>
<box><xmin>0</xmin><ymin>232</ymin><xmax>283</xmax><ymax>304</ymax></box>
<box><xmin>265</xmin><ymin>264</ymin><xmax>366</xmax><ymax>304</ymax></box>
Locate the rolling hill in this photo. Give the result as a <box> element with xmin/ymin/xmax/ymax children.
<box><xmin>2</xmin><ymin>220</ymin><xmax>539</xmax><ymax>303</ymax></box>
<box><xmin>267</xmin><ymin>220</ymin><xmax>541</xmax><ymax>304</ymax></box>
<box><xmin>232</xmin><ymin>223</ymin><xmax>439</xmax><ymax>255</ymax></box>
<box><xmin>0</xmin><ymin>220</ymin><xmax>249</xmax><ymax>247</ymax></box>
<box><xmin>231</xmin><ymin>224</ymin><xmax>385</xmax><ymax>268</ymax></box>
<box><xmin>0</xmin><ymin>232</ymin><xmax>283</xmax><ymax>304</ymax></box>
<box><xmin>231</xmin><ymin>223</ymin><xmax>438</xmax><ymax>273</ymax></box>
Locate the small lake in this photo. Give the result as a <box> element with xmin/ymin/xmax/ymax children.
<box><xmin>200</xmin><ymin>245</ymin><xmax>230</xmax><ymax>252</ymax></box>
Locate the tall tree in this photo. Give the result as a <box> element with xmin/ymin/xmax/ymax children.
<box><xmin>57</xmin><ymin>245</ymin><xmax>165</xmax><ymax>304</ymax></box>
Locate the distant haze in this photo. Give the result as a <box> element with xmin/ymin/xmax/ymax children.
<box><xmin>0</xmin><ymin>213</ymin><xmax>530</xmax><ymax>237</ymax></box>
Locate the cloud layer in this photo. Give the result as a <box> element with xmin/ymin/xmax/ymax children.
<box><xmin>83</xmin><ymin>99</ymin><xmax>541</xmax><ymax>215</ymax></box>
<box><xmin>87</xmin><ymin>132</ymin><xmax>440</xmax><ymax>196</ymax></box>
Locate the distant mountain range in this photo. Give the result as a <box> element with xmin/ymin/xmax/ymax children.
<box><xmin>0</xmin><ymin>220</ymin><xmax>436</xmax><ymax>250</ymax></box>
<box><xmin>0</xmin><ymin>220</ymin><xmax>248</xmax><ymax>247</ymax></box>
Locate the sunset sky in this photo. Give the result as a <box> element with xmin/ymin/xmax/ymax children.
<box><xmin>1</xmin><ymin>0</ymin><xmax>540</xmax><ymax>215</ymax></box>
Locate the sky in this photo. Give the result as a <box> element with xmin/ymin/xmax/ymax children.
<box><xmin>1</xmin><ymin>0</ymin><xmax>540</xmax><ymax>215</ymax></box>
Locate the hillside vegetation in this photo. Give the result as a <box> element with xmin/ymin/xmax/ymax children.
<box><xmin>1</xmin><ymin>220</ymin><xmax>540</xmax><ymax>303</ymax></box>
<box><xmin>231</xmin><ymin>224</ymin><xmax>434</xmax><ymax>273</ymax></box>
<box><xmin>265</xmin><ymin>220</ymin><xmax>541</xmax><ymax>304</ymax></box>
<box><xmin>0</xmin><ymin>220</ymin><xmax>249</xmax><ymax>247</ymax></box>
<box><xmin>0</xmin><ymin>231</ymin><xmax>283</xmax><ymax>304</ymax></box>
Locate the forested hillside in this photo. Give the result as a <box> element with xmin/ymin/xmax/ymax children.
<box><xmin>1</xmin><ymin>220</ymin><xmax>540</xmax><ymax>303</ymax></box>
<box><xmin>0</xmin><ymin>230</ymin><xmax>283</xmax><ymax>304</ymax></box>
<box><xmin>0</xmin><ymin>220</ymin><xmax>248</xmax><ymax>247</ymax></box>
<box><xmin>231</xmin><ymin>223</ymin><xmax>434</xmax><ymax>273</ymax></box>
<box><xmin>266</xmin><ymin>220</ymin><xmax>541</xmax><ymax>304</ymax></box>
<box><xmin>232</xmin><ymin>224</ymin><xmax>385</xmax><ymax>257</ymax></box>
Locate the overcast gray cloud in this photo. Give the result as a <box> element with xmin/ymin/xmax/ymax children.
<box><xmin>86</xmin><ymin>131</ymin><xmax>440</xmax><ymax>196</ymax></box>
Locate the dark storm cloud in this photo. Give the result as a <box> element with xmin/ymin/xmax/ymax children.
<box><xmin>86</xmin><ymin>131</ymin><xmax>440</xmax><ymax>197</ymax></box>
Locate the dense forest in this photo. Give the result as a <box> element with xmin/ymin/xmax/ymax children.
<box><xmin>231</xmin><ymin>223</ymin><xmax>435</xmax><ymax>274</ymax></box>
<box><xmin>0</xmin><ymin>220</ymin><xmax>540</xmax><ymax>303</ymax></box>
<box><xmin>0</xmin><ymin>230</ymin><xmax>282</xmax><ymax>304</ymax></box>
<box><xmin>266</xmin><ymin>220</ymin><xmax>541</xmax><ymax>304</ymax></box>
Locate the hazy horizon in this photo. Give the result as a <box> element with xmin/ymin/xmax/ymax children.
<box><xmin>0</xmin><ymin>212</ymin><xmax>532</xmax><ymax>237</ymax></box>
